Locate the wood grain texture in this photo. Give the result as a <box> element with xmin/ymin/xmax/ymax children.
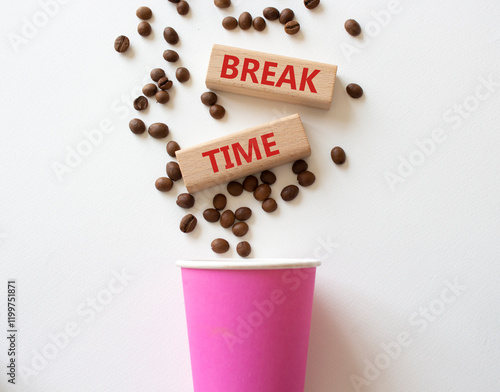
<box><xmin>176</xmin><ymin>114</ymin><xmax>311</xmax><ymax>193</ymax></box>
<box><xmin>205</xmin><ymin>44</ymin><xmax>337</xmax><ymax>110</ymax></box>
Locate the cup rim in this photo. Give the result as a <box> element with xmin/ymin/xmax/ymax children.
<box><xmin>176</xmin><ymin>259</ymin><xmax>321</xmax><ymax>270</ymax></box>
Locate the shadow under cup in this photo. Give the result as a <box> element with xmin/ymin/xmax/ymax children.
<box><xmin>177</xmin><ymin>259</ymin><xmax>321</xmax><ymax>392</ymax></box>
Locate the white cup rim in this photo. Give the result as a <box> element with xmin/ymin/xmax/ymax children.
<box><xmin>176</xmin><ymin>259</ymin><xmax>321</xmax><ymax>270</ymax></box>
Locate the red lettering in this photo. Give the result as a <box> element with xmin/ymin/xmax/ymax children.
<box><xmin>261</xmin><ymin>133</ymin><xmax>280</xmax><ymax>157</ymax></box>
<box><xmin>261</xmin><ymin>61</ymin><xmax>277</xmax><ymax>86</ymax></box>
<box><xmin>241</xmin><ymin>58</ymin><xmax>260</xmax><ymax>83</ymax></box>
<box><xmin>275</xmin><ymin>65</ymin><xmax>297</xmax><ymax>90</ymax></box>
<box><xmin>220</xmin><ymin>55</ymin><xmax>240</xmax><ymax>79</ymax></box>
<box><xmin>299</xmin><ymin>68</ymin><xmax>320</xmax><ymax>93</ymax></box>
<box><xmin>202</xmin><ymin>148</ymin><xmax>221</xmax><ymax>173</ymax></box>
<box><xmin>231</xmin><ymin>138</ymin><xmax>262</xmax><ymax>166</ymax></box>
<box><xmin>220</xmin><ymin>145</ymin><xmax>235</xmax><ymax>169</ymax></box>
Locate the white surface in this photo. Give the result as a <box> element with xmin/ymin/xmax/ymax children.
<box><xmin>176</xmin><ymin>259</ymin><xmax>321</xmax><ymax>269</ymax></box>
<box><xmin>1</xmin><ymin>0</ymin><xmax>499</xmax><ymax>391</ymax></box>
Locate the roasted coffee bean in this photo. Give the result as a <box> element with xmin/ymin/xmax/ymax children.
<box><xmin>203</xmin><ymin>208</ymin><xmax>221</xmax><ymax>223</ymax></box>
<box><xmin>292</xmin><ymin>159</ymin><xmax>308</xmax><ymax>174</ymax></box>
<box><xmin>331</xmin><ymin>146</ymin><xmax>346</xmax><ymax>164</ymax></box>
<box><xmin>232</xmin><ymin>222</ymin><xmax>249</xmax><ymax>237</ymax></box>
<box><xmin>279</xmin><ymin>8</ymin><xmax>294</xmax><ymax>24</ymax></box>
<box><xmin>227</xmin><ymin>181</ymin><xmax>243</xmax><ymax>196</ymax></box>
<box><xmin>304</xmin><ymin>0</ymin><xmax>320</xmax><ymax>9</ymax></box>
<box><xmin>155</xmin><ymin>90</ymin><xmax>170</xmax><ymax>104</ymax></box>
<box><xmin>285</xmin><ymin>20</ymin><xmax>300</xmax><ymax>35</ymax></box>
<box><xmin>176</xmin><ymin>67</ymin><xmax>190</xmax><ymax>83</ymax></box>
<box><xmin>167</xmin><ymin>161</ymin><xmax>182</xmax><ymax>181</ymax></box>
<box><xmin>297</xmin><ymin>171</ymin><xmax>315</xmax><ymax>187</ymax></box>
<box><xmin>136</xmin><ymin>6</ymin><xmax>152</xmax><ymax>20</ymax></box>
<box><xmin>281</xmin><ymin>185</ymin><xmax>299</xmax><ymax>201</ymax></box>
<box><xmin>210</xmin><ymin>104</ymin><xmax>225</xmax><ymax>119</ymax></box>
<box><xmin>133</xmin><ymin>96</ymin><xmax>148</xmax><ymax>111</ymax></box>
<box><xmin>235</xmin><ymin>207</ymin><xmax>252</xmax><ymax>221</ymax></box>
<box><xmin>239</xmin><ymin>12</ymin><xmax>252</xmax><ymax>30</ymax></box>
<box><xmin>222</xmin><ymin>16</ymin><xmax>238</xmax><ymax>30</ymax></box>
<box><xmin>220</xmin><ymin>210</ymin><xmax>235</xmax><ymax>228</ymax></box>
<box><xmin>253</xmin><ymin>17</ymin><xmax>266</xmax><ymax>31</ymax></box>
<box><xmin>163</xmin><ymin>50</ymin><xmax>179</xmax><ymax>63</ymax></box>
<box><xmin>214</xmin><ymin>0</ymin><xmax>231</xmax><ymax>8</ymax></box>
<box><xmin>344</xmin><ymin>19</ymin><xmax>361</xmax><ymax>36</ymax></box>
<box><xmin>213</xmin><ymin>194</ymin><xmax>227</xmax><ymax>210</ymax></box>
<box><xmin>262</xmin><ymin>198</ymin><xmax>277</xmax><ymax>213</ymax></box>
<box><xmin>142</xmin><ymin>83</ymin><xmax>157</xmax><ymax>97</ymax></box>
<box><xmin>114</xmin><ymin>35</ymin><xmax>130</xmax><ymax>52</ymax></box>
<box><xmin>346</xmin><ymin>83</ymin><xmax>363</xmax><ymax>98</ymax></box>
<box><xmin>158</xmin><ymin>77</ymin><xmax>173</xmax><ymax>90</ymax></box>
<box><xmin>163</xmin><ymin>27</ymin><xmax>179</xmax><ymax>44</ymax></box>
<box><xmin>155</xmin><ymin>177</ymin><xmax>173</xmax><ymax>192</ymax></box>
<box><xmin>211</xmin><ymin>238</ymin><xmax>230</xmax><ymax>254</ymax></box>
<box><xmin>263</xmin><ymin>7</ymin><xmax>279</xmax><ymax>21</ymax></box>
<box><xmin>151</xmin><ymin>68</ymin><xmax>166</xmax><ymax>82</ymax></box>
<box><xmin>177</xmin><ymin>1</ymin><xmax>189</xmax><ymax>15</ymax></box>
<box><xmin>260</xmin><ymin>170</ymin><xmax>276</xmax><ymax>185</ymax></box>
<box><xmin>254</xmin><ymin>184</ymin><xmax>271</xmax><ymax>201</ymax></box>
<box><xmin>201</xmin><ymin>92</ymin><xmax>218</xmax><ymax>106</ymax></box>
<box><xmin>237</xmin><ymin>241</ymin><xmax>251</xmax><ymax>257</ymax></box>
<box><xmin>242</xmin><ymin>175</ymin><xmax>258</xmax><ymax>192</ymax></box>
<box><xmin>138</xmin><ymin>21</ymin><xmax>152</xmax><ymax>36</ymax></box>
<box><xmin>177</xmin><ymin>193</ymin><xmax>195</xmax><ymax>208</ymax></box>
<box><xmin>148</xmin><ymin>123</ymin><xmax>169</xmax><ymax>139</ymax></box>
<box><xmin>167</xmin><ymin>141</ymin><xmax>180</xmax><ymax>157</ymax></box>
<box><xmin>180</xmin><ymin>214</ymin><xmax>197</xmax><ymax>233</ymax></box>
<box><xmin>129</xmin><ymin>118</ymin><xmax>146</xmax><ymax>134</ymax></box>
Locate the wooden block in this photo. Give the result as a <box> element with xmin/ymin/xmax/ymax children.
<box><xmin>176</xmin><ymin>114</ymin><xmax>311</xmax><ymax>193</ymax></box>
<box><xmin>205</xmin><ymin>44</ymin><xmax>337</xmax><ymax>110</ymax></box>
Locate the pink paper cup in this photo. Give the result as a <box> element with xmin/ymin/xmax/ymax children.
<box><xmin>177</xmin><ymin>259</ymin><xmax>320</xmax><ymax>392</ymax></box>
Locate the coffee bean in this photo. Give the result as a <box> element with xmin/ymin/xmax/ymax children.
<box><xmin>263</xmin><ymin>7</ymin><xmax>279</xmax><ymax>21</ymax></box>
<box><xmin>253</xmin><ymin>17</ymin><xmax>266</xmax><ymax>31</ymax></box>
<box><xmin>151</xmin><ymin>68</ymin><xmax>166</xmax><ymax>82</ymax></box>
<box><xmin>254</xmin><ymin>184</ymin><xmax>271</xmax><ymax>201</ymax></box>
<box><xmin>114</xmin><ymin>35</ymin><xmax>130</xmax><ymax>53</ymax></box>
<box><xmin>331</xmin><ymin>146</ymin><xmax>346</xmax><ymax>164</ymax></box>
<box><xmin>210</xmin><ymin>105</ymin><xmax>225</xmax><ymax>119</ymax></box>
<box><xmin>177</xmin><ymin>193</ymin><xmax>195</xmax><ymax>208</ymax></box>
<box><xmin>262</xmin><ymin>198</ymin><xmax>277</xmax><ymax>213</ymax></box>
<box><xmin>158</xmin><ymin>77</ymin><xmax>173</xmax><ymax>90</ymax></box>
<box><xmin>297</xmin><ymin>171</ymin><xmax>315</xmax><ymax>187</ymax></box>
<box><xmin>163</xmin><ymin>27</ymin><xmax>179</xmax><ymax>44</ymax></box>
<box><xmin>285</xmin><ymin>20</ymin><xmax>300</xmax><ymax>35</ymax></box>
<box><xmin>136</xmin><ymin>6</ymin><xmax>152</xmax><ymax>20</ymax></box>
<box><xmin>214</xmin><ymin>0</ymin><xmax>230</xmax><ymax>8</ymax></box>
<box><xmin>237</xmin><ymin>241</ymin><xmax>251</xmax><ymax>257</ymax></box>
<box><xmin>177</xmin><ymin>1</ymin><xmax>189</xmax><ymax>15</ymax></box>
<box><xmin>213</xmin><ymin>194</ymin><xmax>227</xmax><ymax>210</ymax></box>
<box><xmin>138</xmin><ymin>21</ymin><xmax>152</xmax><ymax>37</ymax></box>
<box><xmin>155</xmin><ymin>90</ymin><xmax>170</xmax><ymax>104</ymax></box>
<box><xmin>304</xmin><ymin>0</ymin><xmax>320</xmax><ymax>9</ymax></box>
<box><xmin>129</xmin><ymin>118</ymin><xmax>146</xmax><ymax>134</ymax></box>
<box><xmin>232</xmin><ymin>222</ymin><xmax>249</xmax><ymax>237</ymax></box>
<box><xmin>227</xmin><ymin>181</ymin><xmax>243</xmax><ymax>196</ymax></box>
<box><xmin>346</xmin><ymin>83</ymin><xmax>363</xmax><ymax>98</ymax></box>
<box><xmin>203</xmin><ymin>208</ymin><xmax>220</xmax><ymax>223</ymax></box>
<box><xmin>176</xmin><ymin>67</ymin><xmax>190</xmax><ymax>83</ymax></box>
<box><xmin>167</xmin><ymin>161</ymin><xmax>182</xmax><ymax>181</ymax></box>
<box><xmin>142</xmin><ymin>83</ymin><xmax>157</xmax><ymax>97</ymax></box>
<box><xmin>155</xmin><ymin>177</ymin><xmax>173</xmax><ymax>192</ymax></box>
<box><xmin>281</xmin><ymin>185</ymin><xmax>299</xmax><ymax>201</ymax></box>
<box><xmin>292</xmin><ymin>159</ymin><xmax>308</xmax><ymax>174</ymax></box>
<box><xmin>260</xmin><ymin>170</ymin><xmax>276</xmax><ymax>185</ymax></box>
<box><xmin>242</xmin><ymin>175</ymin><xmax>258</xmax><ymax>192</ymax></box>
<box><xmin>220</xmin><ymin>210</ymin><xmax>235</xmax><ymax>228</ymax></box>
<box><xmin>148</xmin><ymin>123</ymin><xmax>169</xmax><ymax>139</ymax></box>
<box><xmin>235</xmin><ymin>207</ymin><xmax>252</xmax><ymax>221</ymax></box>
<box><xmin>163</xmin><ymin>50</ymin><xmax>179</xmax><ymax>63</ymax></box>
<box><xmin>279</xmin><ymin>8</ymin><xmax>294</xmax><ymax>24</ymax></box>
<box><xmin>222</xmin><ymin>16</ymin><xmax>238</xmax><ymax>30</ymax></box>
<box><xmin>180</xmin><ymin>214</ymin><xmax>197</xmax><ymax>233</ymax></box>
<box><xmin>167</xmin><ymin>141</ymin><xmax>180</xmax><ymax>157</ymax></box>
<box><xmin>344</xmin><ymin>19</ymin><xmax>361</xmax><ymax>36</ymax></box>
<box><xmin>239</xmin><ymin>12</ymin><xmax>252</xmax><ymax>30</ymax></box>
<box><xmin>211</xmin><ymin>238</ymin><xmax>229</xmax><ymax>254</ymax></box>
<box><xmin>133</xmin><ymin>96</ymin><xmax>148</xmax><ymax>111</ymax></box>
<box><xmin>201</xmin><ymin>92</ymin><xmax>218</xmax><ymax>106</ymax></box>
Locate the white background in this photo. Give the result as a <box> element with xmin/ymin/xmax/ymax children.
<box><xmin>1</xmin><ymin>0</ymin><xmax>499</xmax><ymax>391</ymax></box>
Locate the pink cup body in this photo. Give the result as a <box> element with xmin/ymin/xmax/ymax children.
<box><xmin>180</xmin><ymin>263</ymin><xmax>317</xmax><ymax>392</ymax></box>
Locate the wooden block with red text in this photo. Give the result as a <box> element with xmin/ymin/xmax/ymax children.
<box><xmin>205</xmin><ymin>44</ymin><xmax>337</xmax><ymax>110</ymax></box>
<box><xmin>176</xmin><ymin>114</ymin><xmax>310</xmax><ymax>193</ymax></box>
